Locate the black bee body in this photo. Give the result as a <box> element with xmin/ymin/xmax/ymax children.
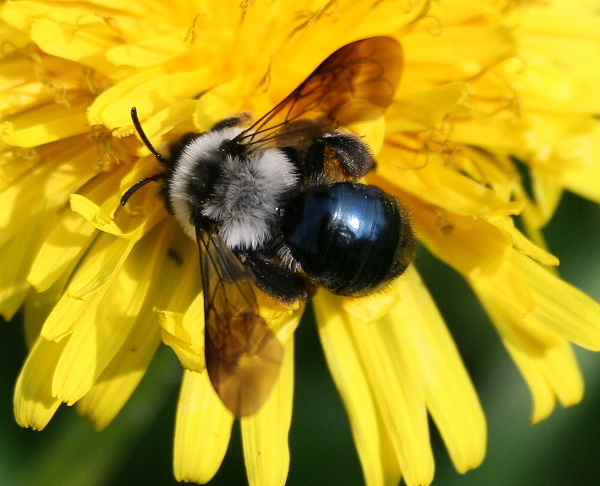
<box><xmin>281</xmin><ymin>181</ymin><xmax>412</xmax><ymax>297</ymax></box>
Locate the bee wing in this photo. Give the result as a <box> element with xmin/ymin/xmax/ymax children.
<box><xmin>198</xmin><ymin>228</ymin><xmax>284</xmax><ymax>417</ymax></box>
<box><xmin>235</xmin><ymin>36</ymin><xmax>403</xmax><ymax>151</ymax></box>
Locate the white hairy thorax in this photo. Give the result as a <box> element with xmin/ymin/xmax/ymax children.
<box><xmin>167</xmin><ymin>127</ymin><xmax>298</xmax><ymax>249</ymax></box>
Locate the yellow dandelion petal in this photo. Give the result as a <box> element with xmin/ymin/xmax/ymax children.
<box><xmin>407</xmin><ymin>198</ymin><xmax>511</xmax><ymax>277</ymax></box>
<box><xmin>28</xmin><ymin>211</ymin><xmax>97</xmax><ymax>293</ymax></box>
<box><xmin>75</xmin><ymin>317</ymin><xmax>162</xmax><ymax>430</ymax></box>
<box><xmin>468</xmin><ymin>248</ymin><xmax>599</xmax><ymax>421</ymax></box>
<box><xmin>0</xmin><ymin>17</ymin><xmax>30</xmax><ymax>54</ymax></box>
<box><xmin>403</xmin><ymin>24</ymin><xmax>515</xmax><ymax>89</ymax></box>
<box><xmin>106</xmin><ymin>35</ymin><xmax>190</xmax><ymax>68</ymax></box>
<box><xmin>1</xmin><ymin>102</ymin><xmax>89</xmax><ymax>147</ymax></box>
<box><xmin>77</xmin><ymin>220</ymin><xmax>196</xmax><ymax>429</ymax></box>
<box><xmin>23</xmin><ymin>275</ymin><xmax>66</xmax><ymax>347</ymax></box>
<box><xmin>51</xmin><ymin>223</ymin><xmax>169</xmax><ymax>404</ymax></box>
<box><xmin>376</xmin><ymin>150</ymin><xmax>508</xmax><ymax>222</ymax></box>
<box><xmin>349</xmin><ymin>115</ymin><xmax>387</xmax><ymax>156</ymax></box>
<box><xmin>0</xmin><ymin>227</ymin><xmax>48</xmax><ymax>319</ymax></box>
<box><xmin>340</xmin><ymin>276</ymin><xmax>402</xmax><ymax>325</ymax></box>
<box><xmin>0</xmin><ymin>147</ymin><xmax>38</xmax><ymax>193</ymax></box>
<box><xmin>14</xmin><ymin>335</ymin><xmax>65</xmax><ymax>430</ymax></box>
<box><xmin>387</xmin><ymin>82</ymin><xmax>471</xmax><ymax>132</ymax></box>
<box><xmin>29</xmin><ymin>18</ymin><xmax>117</xmax><ymax>74</ymax></box>
<box><xmin>40</xmin><ymin>285</ymin><xmax>106</xmax><ymax>343</ymax></box>
<box><xmin>88</xmin><ymin>69</ymin><xmax>217</xmax><ymax>130</ymax></box>
<box><xmin>1</xmin><ymin>1</ymin><xmax>135</xmax><ymax>76</ymax></box>
<box><xmin>0</xmin><ymin>0</ymin><xmax>50</xmax><ymax>31</ymax></box>
<box><xmin>241</xmin><ymin>337</ymin><xmax>294</xmax><ymax>486</ymax></box>
<box><xmin>394</xmin><ymin>267</ymin><xmax>486</xmax><ymax>473</ymax></box>
<box><xmin>513</xmin><ymin>114</ymin><xmax>599</xmax><ymax>224</ymax></box>
<box><xmin>3</xmin><ymin>1</ymin><xmax>109</xmax><ymax>31</ymax></box>
<box><xmin>192</xmin><ymin>78</ymin><xmax>256</xmax><ymax>133</ymax></box>
<box><xmin>501</xmin><ymin>326</ymin><xmax>583</xmax><ymax>424</ymax></box>
<box><xmin>155</xmin><ymin>235</ymin><xmax>204</xmax><ymax>370</ymax></box>
<box><xmin>0</xmin><ymin>141</ymin><xmax>97</xmax><ymax>317</ymax></box>
<box><xmin>59</xmin><ymin>230</ymin><xmax>134</xmax><ymax>300</ymax></box>
<box><xmin>0</xmin><ymin>73</ymin><xmax>47</xmax><ymax>116</ymax></box>
<box><xmin>451</xmin><ymin>116</ymin><xmax>530</xmax><ymax>153</ymax></box>
<box><xmin>159</xmin><ymin>292</ymin><xmax>205</xmax><ymax>373</ymax></box>
<box><xmin>315</xmin><ymin>290</ymin><xmax>434</xmax><ymax>486</ymax></box>
<box><xmin>128</xmin><ymin>99</ymin><xmax>198</xmax><ymax>143</ymax></box>
<box><xmin>314</xmin><ymin>291</ymin><xmax>402</xmax><ymax>486</ymax></box>
<box><xmin>485</xmin><ymin>213</ymin><xmax>559</xmax><ymax>267</ymax></box>
<box><xmin>70</xmin><ymin>167</ymin><xmax>165</xmax><ymax>241</ymax></box>
<box><xmin>472</xmin><ymin>250</ymin><xmax>600</xmax><ymax>352</ymax></box>
<box><xmin>86</xmin><ymin>68</ymin><xmax>169</xmax><ymax>126</ymax></box>
<box><xmin>561</xmin><ymin>121</ymin><xmax>600</xmax><ymax>203</ymax></box>
<box><xmin>507</xmin><ymin>8</ymin><xmax>600</xmax><ymax>113</ymax></box>
<box><xmin>174</xmin><ymin>369</ymin><xmax>234</xmax><ymax>484</ymax></box>
<box><xmin>0</xmin><ymin>140</ymin><xmax>94</xmax><ymax>247</ymax></box>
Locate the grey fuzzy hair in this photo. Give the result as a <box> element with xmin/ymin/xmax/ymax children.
<box><xmin>203</xmin><ymin>148</ymin><xmax>298</xmax><ymax>249</ymax></box>
<box><xmin>168</xmin><ymin>127</ymin><xmax>244</xmax><ymax>241</ymax></box>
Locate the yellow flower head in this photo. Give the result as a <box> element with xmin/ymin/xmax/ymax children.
<box><xmin>1</xmin><ymin>0</ymin><xmax>599</xmax><ymax>485</ymax></box>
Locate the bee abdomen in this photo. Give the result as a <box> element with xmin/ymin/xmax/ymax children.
<box><xmin>281</xmin><ymin>182</ymin><xmax>413</xmax><ymax>296</ymax></box>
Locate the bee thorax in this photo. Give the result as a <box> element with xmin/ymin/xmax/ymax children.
<box><xmin>204</xmin><ymin>150</ymin><xmax>297</xmax><ymax>249</ymax></box>
<box><xmin>167</xmin><ymin>128</ymin><xmax>297</xmax><ymax>249</ymax></box>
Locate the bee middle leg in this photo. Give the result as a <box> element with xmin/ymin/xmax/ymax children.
<box><xmin>240</xmin><ymin>250</ymin><xmax>315</xmax><ymax>304</ymax></box>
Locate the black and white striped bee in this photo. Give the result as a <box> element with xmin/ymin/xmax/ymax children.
<box><xmin>122</xmin><ymin>37</ymin><xmax>414</xmax><ymax>416</ymax></box>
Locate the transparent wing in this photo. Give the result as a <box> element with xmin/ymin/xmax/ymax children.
<box><xmin>198</xmin><ymin>228</ymin><xmax>284</xmax><ymax>417</ymax></box>
<box><xmin>234</xmin><ymin>36</ymin><xmax>403</xmax><ymax>152</ymax></box>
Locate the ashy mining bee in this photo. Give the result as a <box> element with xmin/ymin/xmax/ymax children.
<box><xmin>121</xmin><ymin>37</ymin><xmax>414</xmax><ymax>416</ymax></box>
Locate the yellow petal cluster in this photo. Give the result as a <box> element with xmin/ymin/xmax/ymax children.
<box><xmin>1</xmin><ymin>0</ymin><xmax>599</xmax><ymax>485</ymax></box>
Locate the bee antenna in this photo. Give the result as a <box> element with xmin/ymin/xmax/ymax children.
<box><xmin>120</xmin><ymin>173</ymin><xmax>163</xmax><ymax>206</ymax></box>
<box><xmin>131</xmin><ymin>107</ymin><xmax>166</xmax><ymax>163</ymax></box>
<box><xmin>121</xmin><ymin>108</ymin><xmax>166</xmax><ymax>206</ymax></box>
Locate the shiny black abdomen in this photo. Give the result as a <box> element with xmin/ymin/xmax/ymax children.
<box><xmin>281</xmin><ymin>182</ymin><xmax>413</xmax><ymax>296</ymax></box>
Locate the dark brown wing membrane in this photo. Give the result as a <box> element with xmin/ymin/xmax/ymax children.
<box><xmin>235</xmin><ymin>36</ymin><xmax>403</xmax><ymax>151</ymax></box>
<box><xmin>198</xmin><ymin>228</ymin><xmax>284</xmax><ymax>417</ymax></box>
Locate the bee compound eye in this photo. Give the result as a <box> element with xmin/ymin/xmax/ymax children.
<box><xmin>281</xmin><ymin>182</ymin><xmax>413</xmax><ymax>296</ymax></box>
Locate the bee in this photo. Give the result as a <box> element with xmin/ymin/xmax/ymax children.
<box><xmin>121</xmin><ymin>37</ymin><xmax>414</xmax><ymax>416</ymax></box>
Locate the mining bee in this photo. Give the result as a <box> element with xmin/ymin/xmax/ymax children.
<box><xmin>122</xmin><ymin>37</ymin><xmax>414</xmax><ymax>416</ymax></box>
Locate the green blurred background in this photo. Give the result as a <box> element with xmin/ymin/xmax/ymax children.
<box><xmin>1</xmin><ymin>190</ymin><xmax>599</xmax><ymax>486</ymax></box>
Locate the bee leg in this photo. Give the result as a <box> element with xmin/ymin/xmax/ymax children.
<box><xmin>306</xmin><ymin>131</ymin><xmax>376</xmax><ymax>182</ymax></box>
<box><xmin>240</xmin><ymin>250</ymin><xmax>315</xmax><ymax>304</ymax></box>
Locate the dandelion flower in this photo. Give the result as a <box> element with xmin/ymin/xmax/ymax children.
<box><xmin>1</xmin><ymin>0</ymin><xmax>599</xmax><ymax>485</ymax></box>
